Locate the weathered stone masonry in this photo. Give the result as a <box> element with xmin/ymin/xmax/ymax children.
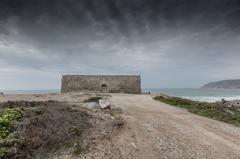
<box><xmin>61</xmin><ymin>75</ymin><xmax>141</xmax><ymax>94</ymax></box>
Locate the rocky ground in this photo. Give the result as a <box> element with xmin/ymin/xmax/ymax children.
<box><xmin>1</xmin><ymin>93</ymin><xmax>240</xmax><ymax>159</ymax></box>
<box><xmin>0</xmin><ymin>93</ymin><xmax>125</xmax><ymax>159</ymax></box>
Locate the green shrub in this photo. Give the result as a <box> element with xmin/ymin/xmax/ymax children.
<box><xmin>0</xmin><ymin>108</ymin><xmax>22</xmax><ymax>139</ymax></box>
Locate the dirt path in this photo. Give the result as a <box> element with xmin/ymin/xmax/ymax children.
<box><xmin>109</xmin><ymin>94</ymin><xmax>240</xmax><ymax>159</ymax></box>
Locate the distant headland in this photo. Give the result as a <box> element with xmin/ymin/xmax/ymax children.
<box><xmin>202</xmin><ymin>79</ymin><xmax>240</xmax><ymax>89</ymax></box>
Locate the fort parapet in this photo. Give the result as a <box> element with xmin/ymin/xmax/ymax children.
<box><xmin>61</xmin><ymin>75</ymin><xmax>141</xmax><ymax>94</ymax></box>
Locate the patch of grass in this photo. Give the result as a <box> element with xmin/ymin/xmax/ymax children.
<box><xmin>153</xmin><ymin>96</ymin><xmax>195</xmax><ymax>109</ymax></box>
<box><xmin>154</xmin><ymin>96</ymin><xmax>240</xmax><ymax>127</ymax></box>
<box><xmin>72</xmin><ymin>142</ymin><xmax>82</xmax><ymax>156</ymax></box>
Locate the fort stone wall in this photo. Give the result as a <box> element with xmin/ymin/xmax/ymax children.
<box><xmin>61</xmin><ymin>75</ymin><xmax>141</xmax><ymax>94</ymax></box>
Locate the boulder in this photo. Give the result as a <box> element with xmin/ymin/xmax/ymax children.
<box><xmin>0</xmin><ymin>92</ymin><xmax>4</xmax><ymax>95</ymax></box>
<box><xmin>99</xmin><ymin>99</ymin><xmax>111</xmax><ymax>109</ymax></box>
<box><xmin>221</xmin><ymin>98</ymin><xmax>226</xmax><ymax>104</ymax></box>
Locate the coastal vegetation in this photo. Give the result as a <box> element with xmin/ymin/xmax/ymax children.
<box><xmin>0</xmin><ymin>99</ymin><xmax>125</xmax><ymax>159</ymax></box>
<box><xmin>154</xmin><ymin>96</ymin><xmax>240</xmax><ymax>127</ymax></box>
<box><xmin>0</xmin><ymin>101</ymin><xmax>92</xmax><ymax>158</ymax></box>
<box><xmin>0</xmin><ymin>108</ymin><xmax>22</xmax><ymax>158</ymax></box>
<box><xmin>0</xmin><ymin>108</ymin><xmax>22</xmax><ymax>139</ymax></box>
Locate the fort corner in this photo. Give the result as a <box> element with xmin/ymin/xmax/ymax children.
<box><xmin>61</xmin><ymin>75</ymin><xmax>141</xmax><ymax>94</ymax></box>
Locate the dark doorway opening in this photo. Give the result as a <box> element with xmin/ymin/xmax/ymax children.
<box><xmin>101</xmin><ymin>84</ymin><xmax>107</xmax><ymax>93</ymax></box>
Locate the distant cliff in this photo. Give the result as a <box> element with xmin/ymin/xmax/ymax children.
<box><xmin>202</xmin><ymin>79</ymin><xmax>240</xmax><ymax>89</ymax></box>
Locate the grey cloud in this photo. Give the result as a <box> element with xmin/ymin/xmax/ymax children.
<box><xmin>0</xmin><ymin>0</ymin><xmax>240</xmax><ymax>88</ymax></box>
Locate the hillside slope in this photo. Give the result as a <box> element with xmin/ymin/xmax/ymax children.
<box><xmin>202</xmin><ymin>79</ymin><xmax>240</xmax><ymax>89</ymax></box>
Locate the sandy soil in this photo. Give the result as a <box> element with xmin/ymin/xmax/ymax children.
<box><xmin>1</xmin><ymin>93</ymin><xmax>240</xmax><ymax>159</ymax></box>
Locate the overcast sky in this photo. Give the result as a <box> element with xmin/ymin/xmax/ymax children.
<box><xmin>0</xmin><ymin>0</ymin><xmax>240</xmax><ymax>90</ymax></box>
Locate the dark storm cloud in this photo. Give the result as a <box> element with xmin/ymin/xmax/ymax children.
<box><xmin>1</xmin><ymin>0</ymin><xmax>240</xmax><ymax>34</ymax></box>
<box><xmin>0</xmin><ymin>0</ymin><xmax>240</xmax><ymax>88</ymax></box>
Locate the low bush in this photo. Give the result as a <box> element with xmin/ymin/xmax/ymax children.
<box><xmin>0</xmin><ymin>108</ymin><xmax>22</xmax><ymax>139</ymax></box>
<box><xmin>0</xmin><ymin>101</ymin><xmax>92</xmax><ymax>159</ymax></box>
<box><xmin>154</xmin><ymin>96</ymin><xmax>240</xmax><ymax>127</ymax></box>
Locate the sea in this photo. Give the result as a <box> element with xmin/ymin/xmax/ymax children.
<box><xmin>144</xmin><ymin>88</ymin><xmax>240</xmax><ymax>102</ymax></box>
<box><xmin>1</xmin><ymin>88</ymin><xmax>240</xmax><ymax>103</ymax></box>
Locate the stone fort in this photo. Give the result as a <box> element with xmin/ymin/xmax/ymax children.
<box><xmin>61</xmin><ymin>75</ymin><xmax>141</xmax><ymax>94</ymax></box>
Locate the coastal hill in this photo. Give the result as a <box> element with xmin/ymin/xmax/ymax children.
<box><xmin>202</xmin><ymin>79</ymin><xmax>240</xmax><ymax>89</ymax></box>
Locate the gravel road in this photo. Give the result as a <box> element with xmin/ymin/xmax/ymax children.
<box><xmin>109</xmin><ymin>94</ymin><xmax>240</xmax><ymax>159</ymax></box>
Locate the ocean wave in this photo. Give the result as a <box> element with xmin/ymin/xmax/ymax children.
<box><xmin>181</xmin><ymin>96</ymin><xmax>240</xmax><ymax>103</ymax></box>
